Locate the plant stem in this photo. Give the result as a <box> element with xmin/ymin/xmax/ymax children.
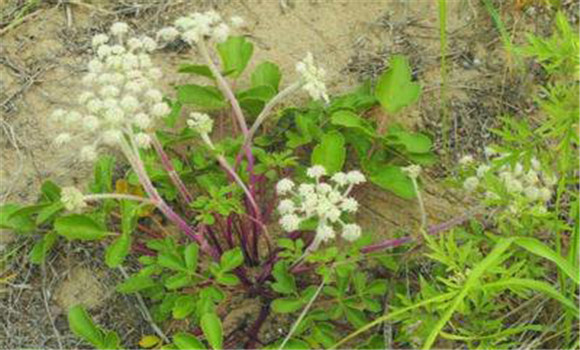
<box><xmin>278</xmin><ymin>279</ymin><xmax>326</xmax><ymax>350</ymax></box>
<box><xmin>239</xmin><ymin>82</ymin><xmax>302</xmax><ymax>162</ymax></box>
<box><xmin>119</xmin><ymin>137</ymin><xmax>219</xmax><ymax>259</ymax></box>
<box><xmin>151</xmin><ymin>134</ymin><xmax>193</xmax><ymax>204</ymax></box>
<box><xmin>83</xmin><ymin>193</ymin><xmax>155</xmax><ymax>204</ymax></box>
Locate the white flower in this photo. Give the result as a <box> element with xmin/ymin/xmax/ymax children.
<box><xmin>514</xmin><ymin>162</ymin><xmax>524</xmax><ymax>175</ymax></box>
<box><xmin>102</xmin><ymin>129</ymin><xmax>122</xmax><ymax>145</ymax></box>
<box><xmin>523</xmin><ymin>170</ymin><xmax>539</xmax><ymax>185</ymax></box>
<box><xmin>87</xmin><ymin>99</ymin><xmax>103</xmax><ymax>113</ymax></box>
<box><xmin>127</xmin><ymin>37</ymin><xmax>143</xmax><ymax>51</ymax></box>
<box><xmin>97</xmin><ymin>45</ymin><xmax>112</xmax><ymax>58</ymax></box>
<box><xmin>342</xmin><ymin>224</ymin><xmax>361</xmax><ymax>242</ymax></box>
<box><xmin>296</xmin><ymin>52</ymin><xmax>328</xmax><ymax>102</ymax></box>
<box><xmin>61</xmin><ymin>187</ymin><xmax>87</xmax><ymax>211</ymax></box>
<box><xmin>539</xmin><ymin>188</ymin><xmax>551</xmax><ymax>202</ymax></box>
<box><xmin>182</xmin><ymin>29</ymin><xmax>201</xmax><ymax>44</ymax></box>
<box><xmin>476</xmin><ymin>164</ymin><xmax>490</xmax><ymax>178</ymax></box>
<box><xmin>83</xmin><ymin>116</ymin><xmax>100</xmax><ymax>131</ymax></box>
<box><xmin>276</xmin><ymin>178</ymin><xmax>295</xmax><ymax>195</ymax></box>
<box><xmin>346</xmin><ymin>170</ymin><xmax>366</xmax><ymax>185</ymax></box>
<box><xmin>531</xmin><ymin>157</ymin><xmax>541</xmax><ymax>171</ymax></box>
<box><xmin>402</xmin><ymin>165</ymin><xmax>421</xmax><ymax>179</ymax></box>
<box><xmin>230</xmin><ymin>16</ymin><xmax>245</xmax><ymax>28</ymax></box>
<box><xmin>316</xmin><ymin>183</ymin><xmax>332</xmax><ymax>194</ymax></box>
<box><xmin>50</xmin><ymin>109</ymin><xmax>67</xmax><ymax>122</ymax></box>
<box><xmin>104</xmin><ymin>107</ymin><xmax>125</xmax><ymax>125</ymax></box>
<box><xmin>111</xmin><ymin>22</ymin><xmax>129</xmax><ymax>36</ymax></box>
<box><xmin>134</xmin><ymin>113</ymin><xmax>151</xmax><ymax>129</ymax></box>
<box><xmin>341</xmin><ymin>198</ymin><xmax>358</xmax><ymax>212</ymax></box>
<box><xmin>187</xmin><ymin>112</ymin><xmax>213</xmax><ymax>135</ymax></box>
<box><xmin>87</xmin><ymin>59</ymin><xmax>103</xmax><ymax>73</ymax></box>
<box><xmin>524</xmin><ymin>186</ymin><xmax>540</xmax><ymax>201</ymax></box>
<box><xmin>92</xmin><ymin>34</ymin><xmax>109</xmax><ymax>47</ymax></box>
<box><xmin>144</xmin><ymin>89</ymin><xmax>163</xmax><ymax>103</ymax></box>
<box><xmin>331</xmin><ymin>172</ymin><xmax>348</xmax><ymax>186</ymax></box>
<box><xmin>212</xmin><ymin>23</ymin><xmax>230</xmax><ymax>43</ymax></box>
<box><xmin>141</xmin><ymin>36</ymin><xmax>157</xmax><ymax>51</ymax></box>
<box><xmin>316</xmin><ymin>224</ymin><xmax>335</xmax><ymax>242</ymax></box>
<box><xmin>147</xmin><ymin>68</ymin><xmax>163</xmax><ymax>79</ymax></box>
<box><xmin>298</xmin><ymin>184</ymin><xmax>315</xmax><ymax>196</ymax></box>
<box><xmin>135</xmin><ymin>133</ymin><xmax>151</xmax><ymax>149</ymax></box>
<box><xmin>280</xmin><ymin>214</ymin><xmax>301</xmax><ymax>231</ymax></box>
<box><xmin>151</xmin><ymin>102</ymin><xmax>170</xmax><ymax>117</ymax></box>
<box><xmin>157</xmin><ymin>27</ymin><xmax>180</xmax><ymax>41</ymax></box>
<box><xmin>507</xmin><ymin>179</ymin><xmax>523</xmax><ymax>193</ymax></box>
<box><xmin>484</xmin><ymin>146</ymin><xmax>499</xmax><ymax>157</ymax></box>
<box><xmin>80</xmin><ymin>145</ymin><xmax>98</xmax><ymax>162</ymax></box>
<box><xmin>459</xmin><ymin>155</ymin><xmax>474</xmax><ymax>165</ymax></box>
<box><xmin>66</xmin><ymin>111</ymin><xmax>82</xmax><ymax>124</ymax></box>
<box><xmin>78</xmin><ymin>92</ymin><xmax>95</xmax><ymax>104</ymax></box>
<box><xmin>463</xmin><ymin>176</ymin><xmax>479</xmax><ymax>192</ymax></box>
<box><xmin>120</xmin><ymin>95</ymin><xmax>139</xmax><ymax>112</ymax></box>
<box><xmin>54</xmin><ymin>133</ymin><xmax>72</xmax><ymax>146</ymax></box>
<box><xmin>278</xmin><ymin>199</ymin><xmax>295</xmax><ymax>215</ymax></box>
<box><xmin>307</xmin><ymin>165</ymin><xmax>326</xmax><ymax>179</ymax></box>
<box><xmin>544</xmin><ymin>174</ymin><xmax>557</xmax><ymax>187</ymax></box>
<box><xmin>100</xmin><ymin>85</ymin><xmax>120</xmax><ymax>97</ymax></box>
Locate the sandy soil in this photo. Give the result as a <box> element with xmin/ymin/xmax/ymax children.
<box><xmin>1</xmin><ymin>0</ymin><xmax>572</xmax><ymax>348</ymax></box>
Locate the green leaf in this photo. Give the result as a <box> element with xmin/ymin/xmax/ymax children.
<box><xmin>385</xmin><ymin>128</ymin><xmax>432</xmax><ymax>154</ymax></box>
<box><xmin>54</xmin><ymin>214</ymin><xmax>109</xmax><ymax>241</ymax></box>
<box><xmin>41</xmin><ymin>180</ymin><xmax>62</xmax><ymax>202</ymax></box>
<box><xmin>29</xmin><ymin>231</ymin><xmax>58</xmax><ymax>264</ymax></box>
<box><xmin>514</xmin><ymin>237</ymin><xmax>579</xmax><ymax>284</ymax></box>
<box><xmin>369</xmin><ymin>165</ymin><xmax>416</xmax><ymax>199</ymax></box>
<box><xmin>178</xmin><ymin>64</ymin><xmax>214</xmax><ymax>79</ymax></box>
<box><xmin>271</xmin><ymin>261</ymin><xmax>297</xmax><ymax>294</ymax></box>
<box><xmin>217</xmin><ymin>36</ymin><xmax>254</xmax><ymax>78</ymax></box>
<box><xmin>184</xmin><ymin>243</ymin><xmax>199</xmax><ymax>271</ymax></box>
<box><xmin>174</xmin><ymin>332</ymin><xmax>206</xmax><ymax>350</ymax></box>
<box><xmin>375</xmin><ymin>55</ymin><xmax>421</xmax><ymax>114</ymax></box>
<box><xmin>173</xmin><ymin>295</ymin><xmax>196</xmax><ymax>319</ymax></box>
<box><xmin>311</xmin><ymin>131</ymin><xmax>346</xmax><ymax>174</ymax></box>
<box><xmin>90</xmin><ymin>155</ymin><xmax>115</xmax><ymax>193</ymax></box>
<box><xmin>36</xmin><ymin>201</ymin><xmax>64</xmax><ymax>225</ymax></box>
<box><xmin>331</xmin><ymin>110</ymin><xmax>374</xmax><ymax>137</ymax></box>
<box><xmin>0</xmin><ymin>204</ymin><xmax>36</xmax><ymax>233</ymax></box>
<box><xmin>165</xmin><ymin>272</ymin><xmax>193</xmax><ymax>290</ymax></box>
<box><xmin>483</xmin><ymin>278</ymin><xmax>579</xmax><ymax>316</ymax></box>
<box><xmin>219</xmin><ymin>248</ymin><xmax>244</xmax><ymax>272</ymax></box>
<box><xmin>116</xmin><ymin>275</ymin><xmax>156</xmax><ymax>293</ymax></box>
<box><xmin>216</xmin><ymin>273</ymin><xmax>240</xmax><ymax>286</ymax></box>
<box><xmin>237</xmin><ymin>85</ymin><xmax>276</xmax><ymax>102</ymax></box>
<box><xmin>201</xmin><ymin>313</ymin><xmax>223</xmax><ymax>350</ymax></box>
<box><xmin>272</xmin><ymin>297</ymin><xmax>305</xmax><ymax>313</ymax></box>
<box><xmin>68</xmin><ymin>305</ymin><xmax>108</xmax><ymax>349</ymax></box>
<box><xmin>422</xmin><ymin>237</ymin><xmax>515</xmax><ymax>349</ymax></box>
<box><xmin>177</xmin><ymin>84</ymin><xmax>226</xmax><ymax>109</ymax></box>
<box><xmin>251</xmin><ymin>61</ymin><xmax>282</xmax><ymax>91</ymax></box>
<box><xmin>158</xmin><ymin>253</ymin><xmax>186</xmax><ymax>272</ymax></box>
<box><xmin>105</xmin><ymin>234</ymin><xmax>131</xmax><ymax>268</ymax></box>
<box><xmin>164</xmin><ymin>100</ymin><xmax>183</xmax><ymax>128</ymax></box>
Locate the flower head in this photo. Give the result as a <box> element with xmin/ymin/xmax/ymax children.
<box><xmin>402</xmin><ymin>165</ymin><xmax>421</xmax><ymax>179</ymax></box>
<box><xmin>61</xmin><ymin>187</ymin><xmax>87</xmax><ymax>211</ymax></box>
<box><xmin>187</xmin><ymin>112</ymin><xmax>214</xmax><ymax>135</ymax></box>
<box><xmin>277</xmin><ymin>168</ymin><xmax>365</xmax><ymax>249</ymax></box>
<box><xmin>157</xmin><ymin>11</ymin><xmax>233</xmax><ymax>45</ymax></box>
<box><xmin>49</xmin><ymin>23</ymin><xmax>167</xmax><ymax>162</ymax></box>
<box><xmin>296</xmin><ymin>52</ymin><xmax>329</xmax><ymax>102</ymax></box>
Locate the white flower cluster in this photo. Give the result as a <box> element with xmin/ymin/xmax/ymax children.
<box><xmin>51</xmin><ymin>22</ymin><xmax>170</xmax><ymax>161</ymax></box>
<box><xmin>186</xmin><ymin>112</ymin><xmax>213</xmax><ymax>135</ymax></box>
<box><xmin>296</xmin><ymin>52</ymin><xmax>329</xmax><ymax>102</ymax></box>
<box><xmin>276</xmin><ymin>165</ymin><xmax>366</xmax><ymax>249</ymax></box>
<box><xmin>461</xmin><ymin>153</ymin><xmax>556</xmax><ymax>214</ymax></box>
<box><xmin>61</xmin><ymin>186</ymin><xmax>87</xmax><ymax>212</ymax></box>
<box><xmin>157</xmin><ymin>11</ymin><xmax>239</xmax><ymax>45</ymax></box>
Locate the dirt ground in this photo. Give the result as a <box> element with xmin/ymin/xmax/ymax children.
<box><xmin>1</xmin><ymin>0</ymin><xmax>576</xmax><ymax>349</ymax></box>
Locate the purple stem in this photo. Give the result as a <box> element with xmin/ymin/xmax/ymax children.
<box><xmin>151</xmin><ymin>135</ymin><xmax>193</xmax><ymax>204</ymax></box>
<box><xmin>361</xmin><ymin>207</ymin><xmax>480</xmax><ymax>254</ymax></box>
